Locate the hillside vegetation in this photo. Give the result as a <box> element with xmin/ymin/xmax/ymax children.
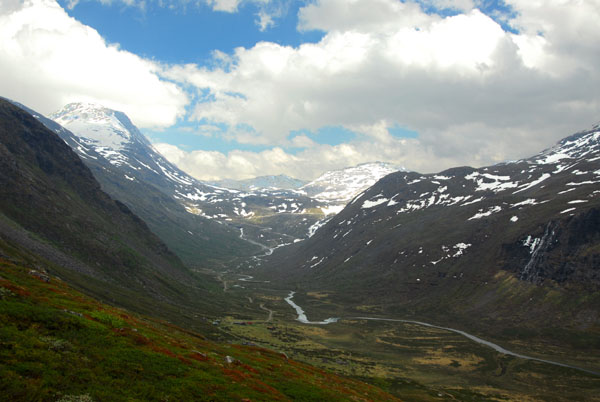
<box><xmin>0</xmin><ymin>254</ymin><xmax>398</xmax><ymax>401</ymax></box>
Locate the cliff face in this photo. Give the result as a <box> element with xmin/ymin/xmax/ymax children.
<box><xmin>502</xmin><ymin>207</ymin><xmax>600</xmax><ymax>290</ymax></box>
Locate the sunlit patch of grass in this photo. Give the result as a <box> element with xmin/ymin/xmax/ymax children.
<box><xmin>411</xmin><ymin>349</ymin><xmax>484</xmax><ymax>371</ymax></box>
<box><xmin>355</xmin><ymin>304</ymin><xmax>384</xmax><ymax>313</ymax></box>
<box><xmin>306</xmin><ymin>292</ymin><xmax>330</xmax><ymax>299</ymax></box>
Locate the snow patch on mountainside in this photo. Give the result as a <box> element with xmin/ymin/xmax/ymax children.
<box><xmin>465</xmin><ymin>172</ymin><xmax>518</xmax><ymax>193</ymax></box>
<box><xmin>362</xmin><ymin>196</ymin><xmax>389</xmax><ymax>209</ymax></box>
<box><xmin>468</xmin><ymin>206</ymin><xmax>502</xmax><ymax>220</ymax></box>
<box><xmin>513</xmin><ymin>173</ymin><xmax>551</xmax><ymax>194</ymax></box>
<box><xmin>320</xmin><ymin>205</ymin><xmax>344</xmax><ymax>215</ymax></box>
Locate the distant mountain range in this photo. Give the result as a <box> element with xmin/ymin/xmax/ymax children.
<box><xmin>260</xmin><ymin>123</ymin><xmax>600</xmax><ymax>339</ymax></box>
<box><xmin>18</xmin><ymin>102</ymin><xmax>401</xmax><ymax>264</ymax></box>
<box><xmin>211</xmin><ymin>162</ymin><xmax>403</xmax><ymax>206</ymax></box>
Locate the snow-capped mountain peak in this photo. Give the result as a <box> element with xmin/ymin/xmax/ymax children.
<box><xmin>51</xmin><ymin>103</ymin><xmax>145</xmax><ymax>152</ymax></box>
<box><xmin>45</xmin><ymin>102</ymin><xmax>337</xmax><ymax>243</ymax></box>
<box><xmin>301</xmin><ymin>162</ymin><xmax>405</xmax><ymax>203</ymax></box>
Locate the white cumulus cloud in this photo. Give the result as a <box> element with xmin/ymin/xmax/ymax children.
<box><xmin>206</xmin><ymin>0</ymin><xmax>242</xmax><ymax>12</ymax></box>
<box><xmin>0</xmin><ymin>0</ymin><xmax>187</xmax><ymax>128</ymax></box>
<box><xmin>506</xmin><ymin>0</ymin><xmax>600</xmax><ymax>76</ymax></box>
<box><xmin>161</xmin><ymin>0</ymin><xmax>599</xmax><ymax>179</ymax></box>
<box><xmin>156</xmin><ymin>0</ymin><xmax>599</xmax><ymax>179</ymax></box>
<box><xmin>420</xmin><ymin>0</ymin><xmax>475</xmax><ymax>12</ymax></box>
<box><xmin>3</xmin><ymin>0</ymin><xmax>599</xmax><ymax>181</ymax></box>
<box><xmin>153</xmin><ymin>129</ymin><xmax>477</xmax><ymax>181</ymax></box>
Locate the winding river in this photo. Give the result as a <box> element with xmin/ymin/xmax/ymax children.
<box><xmin>238</xmin><ymin>228</ymin><xmax>274</xmax><ymax>256</ymax></box>
<box><xmin>238</xmin><ymin>274</ymin><xmax>270</xmax><ymax>283</ymax></box>
<box><xmin>283</xmin><ymin>292</ymin><xmax>599</xmax><ymax>376</ymax></box>
<box><xmin>284</xmin><ymin>291</ymin><xmax>339</xmax><ymax>324</ymax></box>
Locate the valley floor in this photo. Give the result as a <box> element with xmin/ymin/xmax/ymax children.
<box><xmin>209</xmin><ymin>269</ymin><xmax>600</xmax><ymax>402</ymax></box>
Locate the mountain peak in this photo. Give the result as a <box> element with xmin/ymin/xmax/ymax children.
<box><xmin>51</xmin><ymin>103</ymin><xmax>144</xmax><ymax>153</ymax></box>
<box><xmin>355</xmin><ymin>161</ymin><xmax>401</xmax><ymax>168</ymax></box>
<box><xmin>53</xmin><ymin>102</ymin><xmax>118</xmax><ymax>122</ymax></box>
<box><xmin>302</xmin><ymin>162</ymin><xmax>405</xmax><ymax>203</ymax></box>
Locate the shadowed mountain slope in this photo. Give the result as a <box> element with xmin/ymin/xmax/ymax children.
<box><xmin>7</xmin><ymin>101</ymin><xmax>260</xmax><ymax>267</ymax></box>
<box><xmin>0</xmin><ymin>98</ymin><xmax>227</xmax><ymax>322</ymax></box>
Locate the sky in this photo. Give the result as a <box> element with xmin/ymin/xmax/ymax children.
<box><xmin>1</xmin><ymin>0</ymin><xmax>599</xmax><ymax>181</ymax></box>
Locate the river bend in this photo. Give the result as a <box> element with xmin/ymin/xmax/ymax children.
<box><xmin>283</xmin><ymin>292</ymin><xmax>599</xmax><ymax>376</ymax></box>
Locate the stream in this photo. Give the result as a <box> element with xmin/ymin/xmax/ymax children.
<box><xmin>238</xmin><ymin>228</ymin><xmax>274</xmax><ymax>256</ymax></box>
<box><xmin>238</xmin><ymin>274</ymin><xmax>270</xmax><ymax>283</ymax></box>
<box><xmin>284</xmin><ymin>291</ymin><xmax>339</xmax><ymax>324</ymax></box>
<box><xmin>283</xmin><ymin>292</ymin><xmax>599</xmax><ymax>376</ymax></box>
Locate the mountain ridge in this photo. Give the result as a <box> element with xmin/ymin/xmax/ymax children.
<box><xmin>49</xmin><ymin>103</ymin><xmax>328</xmax><ymax>249</ymax></box>
<box><xmin>257</xmin><ymin>123</ymin><xmax>600</xmax><ymax>350</ymax></box>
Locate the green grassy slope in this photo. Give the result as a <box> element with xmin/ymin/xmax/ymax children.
<box><xmin>0</xmin><ymin>256</ymin><xmax>398</xmax><ymax>402</ymax></box>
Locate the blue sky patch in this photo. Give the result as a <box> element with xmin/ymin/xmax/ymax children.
<box><xmin>290</xmin><ymin>125</ymin><xmax>358</xmax><ymax>147</ymax></box>
<box><xmin>58</xmin><ymin>0</ymin><xmax>324</xmax><ymax>65</ymax></box>
<box><xmin>388</xmin><ymin>124</ymin><xmax>419</xmax><ymax>139</ymax></box>
<box><xmin>144</xmin><ymin>124</ymin><xmax>270</xmax><ymax>153</ymax></box>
